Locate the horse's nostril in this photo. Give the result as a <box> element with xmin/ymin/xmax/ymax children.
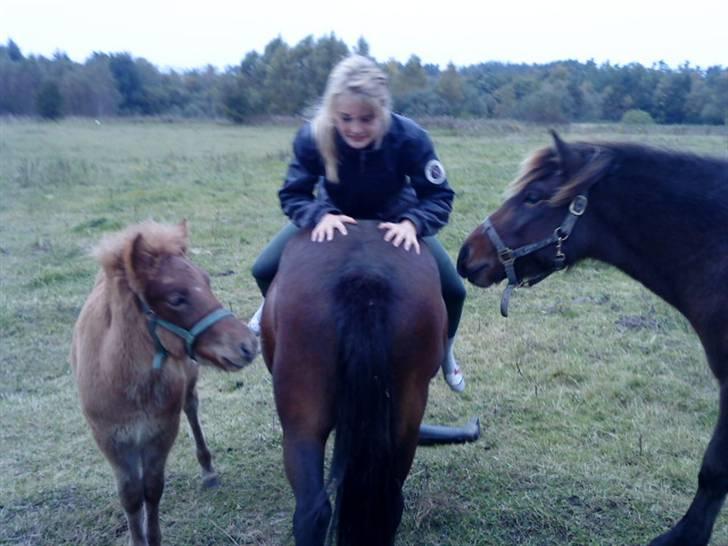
<box><xmin>241</xmin><ymin>341</ymin><xmax>258</xmax><ymax>361</ymax></box>
<box><xmin>456</xmin><ymin>245</ymin><xmax>470</xmax><ymax>275</ymax></box>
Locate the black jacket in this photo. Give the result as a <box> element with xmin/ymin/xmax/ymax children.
<box><xmin>278</xmin><ymin>114</ymin><xmax>454</xmax><ymax>237</ymax></box>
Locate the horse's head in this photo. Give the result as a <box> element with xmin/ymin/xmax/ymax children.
<box><xmin>457</xmin><ymin>131</ymin><xmax>612</xmax><ymax>314</ymax></box>
<box><xmin>117</xmin><ymin>220</ymin><xmax>258</xmax><ymax>369</ymax></box>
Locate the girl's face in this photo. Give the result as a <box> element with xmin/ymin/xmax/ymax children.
<box><xmin>333</xmin><ymin>94</ymin><xmax>384</xmax><ymax>149</ymax></box>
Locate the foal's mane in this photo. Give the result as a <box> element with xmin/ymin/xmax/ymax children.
<box><xmin>93</xmin><ymin>220</ymin><xmax>188</xmax><ymax>277</ymax></box>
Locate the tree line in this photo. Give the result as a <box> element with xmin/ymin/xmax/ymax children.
<box><xmin>1</xmin><ymin>35</ymin><xmax>726</xmax><ymax>125</ymax></box>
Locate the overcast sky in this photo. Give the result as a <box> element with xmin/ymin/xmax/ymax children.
<box><xmin>2</xmin><ymin>0</ymin><xmax>726</xmax><ymax>71</ymax></box>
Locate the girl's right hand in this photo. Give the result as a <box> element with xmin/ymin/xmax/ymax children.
<box><xmin>311</xmin><ymin>214</ymin><xmax>357</xmax><ymax>242</ymax></box>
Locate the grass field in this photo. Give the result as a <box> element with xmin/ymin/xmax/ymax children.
<box><xmin>1</xmin><ymin>118</ymin><xmax>727</xmax><ymax>545</ymax></box>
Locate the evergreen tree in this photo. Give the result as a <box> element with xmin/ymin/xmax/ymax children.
<box><xmin>109</xmin><ymin>53</ymin><xmax>147</xmax><ymax>114</ymax></box>
<box><xmin>436</xmin><ymin>63</ymin><xmax>465</xmax><ymax>115</ymax></box>
<box><xmin>353</xmin><ymin>37</ymin><xmax>370</xmax><ymax>57</ymax></box>
<box><xmin>393</xmin><ymin>55</ymin><xmax>428</xmax><ymax>96</ymax></box>
<box><xmin>6</xmin><ymin>39</ymin><xmax>23</xmax><ymax>62</ymax></box>
<box><xmin>36</xmin><ymin>80</ymin><xmax>63</xmax><ymax>119</ymax></box>
<box><xmin>220</xmin><ymin>71</ymin><xmax>254</xmax><ymax>123</ymax></box>
<box><xmin>653</xmin><ymin>68</ymin><xmax>691</xmax><ymax>124</ymax></box>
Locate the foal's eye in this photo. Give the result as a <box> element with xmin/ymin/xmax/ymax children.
<box><xmin>166</xmin><ymin>293</ymin><xmax>187</xmax><ymax>308</ymax></box>
<box><xmin>523</xmin><ymin>190</ymin><xmax>544</xmax><ymax>206</ymax></box>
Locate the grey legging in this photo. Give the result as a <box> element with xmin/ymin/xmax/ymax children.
<box><xmin>251</xmin><ymin>223</ymin><xmax>465</xmax><ymax>337</ymax></box>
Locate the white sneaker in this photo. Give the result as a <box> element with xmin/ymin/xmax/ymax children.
<box><xmin>445</xmin><ymin>365</ymin><xmax>465</xmax><ymax>393</ymax></box>
<box><xmin>247</xmin><ymin>301</ymin><xmax>264</xmax><ymax>337</ymax></box>
<box><xmin>442</xmin><ymin>337</ymin><xmax>466</xmax><ymax>393</ymax></box>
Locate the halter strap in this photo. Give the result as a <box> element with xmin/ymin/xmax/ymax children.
<box><xmin>140</xmin><ymin>301</ymin><xmax>234</xmax><ymax>369</ymax></box>
<box><xmin>482</xmin><ymin>192</ymin><xmax>589</xmax><ymax>317</ymax></box>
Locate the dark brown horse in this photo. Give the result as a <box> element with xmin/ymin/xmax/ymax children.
<box><xmin>260</xmin><ymin>219</ymin><xmax>447</xmax><ymax>546</ymax></box>
<box><xmin>458</xmin><ymin>131</ymin><xmax>728</xmax><ymax>546</ymax></box>
<box><xmin>71</xmin><ymin>221</ymin><xmax>257</xmax><ymax>546</ymax></box>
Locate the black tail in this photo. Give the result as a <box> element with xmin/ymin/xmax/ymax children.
<box><xmin>328</xmin><ymin>271</ymin><xmax>402</xmax><ymax>546</ymax></box>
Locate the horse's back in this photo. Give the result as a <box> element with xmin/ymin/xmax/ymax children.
<box><xmin>275</xmin><ymin>220</ymin><xmax>442</xmax><ymax>314</ymax></box>
<box><xmin>268</xmin><ymin>221</ymin><xmax>441</xmax><ymax>350</ymax></box>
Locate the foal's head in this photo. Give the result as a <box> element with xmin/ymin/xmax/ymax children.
<box><xmin>458</xmin><ymin>131</ymin><xmax>612</xmax><ymax>291</ymax></box>
<box><xmin>98</xmin><ymin>220</ymin><xmax>257</xmax><ymax>369</ymax></box>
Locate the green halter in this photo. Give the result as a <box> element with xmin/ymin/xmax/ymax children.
<box><xmin>140</xmin><ymin>300</ymin><xmax>234</xmax><ymax>369</ymax></box>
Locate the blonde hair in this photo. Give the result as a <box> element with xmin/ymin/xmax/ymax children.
<box><xmin>311</xmin><ymin>55</ymin><xmax>392</xmax><ymax>182</ymax></box>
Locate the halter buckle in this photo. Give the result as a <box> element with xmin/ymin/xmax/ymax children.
<box><xmin>569</xmin><ymin>195</ymin><xmax>588</xmax><ymax>216</ymax></box>
<box><xmin>498</xmin><ymin>248</ymin><xmax>515</xmax><ymax>266</ymax></box>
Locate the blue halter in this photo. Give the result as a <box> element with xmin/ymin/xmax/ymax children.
<box><xmin>140</xmin><ymin>300</ymin><xmax>234</xmax><ymax>369</ymax></box>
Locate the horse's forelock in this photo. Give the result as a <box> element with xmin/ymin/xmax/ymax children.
<box><xmin>551</xmin><ymin>143</ymin><xmax>614</xmax><ymax>205</ymax></box>
<box><xmin>507</xmin><ymin>142</ymin><xmax>615</xmax><ymax>206</ymax></box>
<box><xmin>506</xmin><ymin>146</ymin><xmax>557</xmax><ymax>199</ymax></box>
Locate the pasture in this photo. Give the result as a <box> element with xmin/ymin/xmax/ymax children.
<box><xmin>1</xmin><ymin>118</ymin><xmax>727</xmax><ymax>545</ymax></box>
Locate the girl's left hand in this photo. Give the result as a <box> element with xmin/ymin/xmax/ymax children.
<box><xmin>378</xmin><ymin>220</ymin><xmax>420</xmax><ymax>254</ymax></box>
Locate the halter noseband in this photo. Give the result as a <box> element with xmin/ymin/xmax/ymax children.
<box><xmin>139</xmin><ymin>300</ymin><xmax>234</xmax><ymax>369</ymax></box>
<box><xmin>482</xmin><ymin>192</ymin><xmax>589</xmax><ymax>317</ymax></box>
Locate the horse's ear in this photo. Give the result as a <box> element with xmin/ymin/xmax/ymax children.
<box><xmin>550</xmin><ymin>130</ymin><xmax>578</xmax><ymax>178</ymax></box>
<box><xmin>126</xmin><ymin>233</ymin><xmax>157</xmax><ymax>290</ymax></box>
<box><xmin>178</xmin><ymin>219</ymin><xmax>188</xmax><ymax>239</ymax></box>
<box><xmin>178</xmin><ymin>219</ymin><xmax>189</xmax><ymax>254</ymax></box>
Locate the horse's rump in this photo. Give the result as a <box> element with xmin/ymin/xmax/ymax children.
<box><xmin>264</xmin><ymin>220</ymin><xmax>446</xmax><ymax>545</ymax></box>
<box><xmin>266</xmin><ymin>221</ymin><xmax>446</xmax><ymax>375</ymax></box>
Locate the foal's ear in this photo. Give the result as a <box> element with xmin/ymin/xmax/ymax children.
<box><xmin>178</xmin><ymin>219</ymin><xmax>189</xmax><ymax>254</ymax></box>
<box><xmin>127</xmin><ymin>233</ymin><xmax>158</xmax><ymax>287</ymax></box>
<box><xmin>178</xmin><ymin>219</ymin><xmax>188</xmax><ymax>239</ymax></box>
<box><xmin>550</xmin><ymin>130</ymin><xmax>579</xmax><ymax>178</ymax></box>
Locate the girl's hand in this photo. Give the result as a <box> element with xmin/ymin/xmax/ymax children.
<box><xmin>378</xmin><ymin>220</ymin><xmax>420</xmax><ymax>254</ymax></box>
<box><xmin>311</xmin><ymin>213</ymin><xmax>357</xmax><ymax>242</ymax></box>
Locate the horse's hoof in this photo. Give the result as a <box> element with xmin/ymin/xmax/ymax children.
<box><xmin>202</xmin><ymin>473</ymin><xmax>220</xmax><ymax>488</ymax></box>
<box><xmin>649</xmin><ymin>526</ymin><xmax>709</xmax><ymax>546</ymax></box>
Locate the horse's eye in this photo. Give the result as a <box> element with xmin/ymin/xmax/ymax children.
<box><xmin>523</xmin><ymin>190</ymin><xmax>544</xmax><ymax>206</ymax></box>
<box><xmin>166</xmin><ymin>293</ymin><xmax>187</xmax><ymax>308</ymax></box>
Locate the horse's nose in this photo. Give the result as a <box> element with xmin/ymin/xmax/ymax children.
<box><xmin>456</xmin><ymin>244</ymin><xmax>470</xmax><ymax>277</ymax></box>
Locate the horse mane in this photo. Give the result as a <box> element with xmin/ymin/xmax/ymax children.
<box><xmin>93</xmin><ymin>220</ymin><xmax>188</xmax><ymax>276</ymax></box>
<box><xmin>507</xmin><ymin>139</ymin><xmax>728</xmax><ymax>206</ymax></box>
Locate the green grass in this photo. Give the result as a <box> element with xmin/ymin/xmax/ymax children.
<box><xmin>1</xmin><ymin>118</ymin><xmax>727</xmax><ymax>545</ymax></box>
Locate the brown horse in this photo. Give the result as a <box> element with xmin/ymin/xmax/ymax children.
<box><xmin>458</xmin><ymin>131</ymin><xmax>728</xmax><ymax>546</ymax></box>
<box><xmin>70</xmin><ymin>220</ymin><xmax>257</xmax><ymax>546</ymax></box>
<box><xmin>260</xmin><ymin>219</ymin><xmax>447</xmax><ymax>546</ymax></box>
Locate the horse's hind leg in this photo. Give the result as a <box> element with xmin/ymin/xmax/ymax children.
<box><xmin>390</xmin><ymin>382</ymin><xmax>432</xmax><ymax>538</ymax></box>
<box><xmin>651</xmin><ymin>381</ymin><xmax>728</xmax><ymax>546</ymax></box>
<box><xmin>283</xmin><ymin>435</ymin><xmax>331</xmax><ymax>546</ymax></box>
<box><xmin>184</xmin><ymin>378</ymin><xmax>218</xmax><ymax>487</ymax></box>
